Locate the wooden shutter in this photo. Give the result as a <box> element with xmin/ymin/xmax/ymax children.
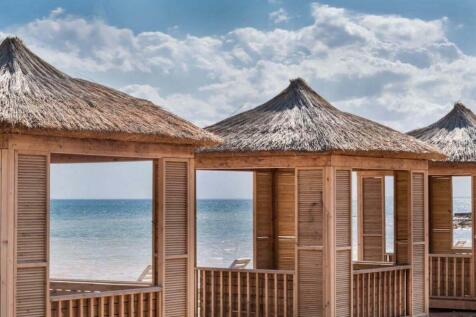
<box><xmin>16</xmin><ymin>154</ymin><xmax>49</xmax><ymax>317</ymax></box>
<box><xmin>296</xmin><ymin>169</ymin><xmax>323</xmax><ymax>317</ymax></box>
<box><xmin>162</xmin><ymin>160</ymin><xmax>191</xmax><ymax>317</ymax></box>
<box><xmin>254</xmin><ymin>171</ymin><xmax>274</xmax><ymax>269</ymax></box>
<box><xmin>395</xmin><ymin>171</ymin><xmax>410</xmax><ymax>265</ymax></box>
<box><xmin>429</xmin><ymin>176</ymin><xmax>452</xmax><ymax>253</ymax></box>
<box><xmin>274</xmin><ymin>170</ymin><xmax>295</xmax><ymax>270</ymax></box>
<box><xmin>335</xmin><ymin>170</ymin><xmax>352</xmax><ymax>317</ymax></box>
<box><xmin>411</xmin><ymin>172</ymin><xmax>426</xmax><ymax>315</ymax></box>
<box><xmin>359</xmin><ymin>176</ymin><xmax>385</xmax><ymax>261</ymax></box>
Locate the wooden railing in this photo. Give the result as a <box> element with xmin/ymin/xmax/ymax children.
<box><xmin>196</xmin><ymin>267</ymin><xmax>295</xmax><ymax>317</ymax></box>
<box><xmin>353</xmin><ymin>265</ymin><xmax>411</xmax><ymax>317</ymax></box>
<box><xmin>384</xmin><ymin>253</ymin><xmax>395</xmax><ymax>263</ymax></box>
<box><xmin>429</xmin><ymin>253</ymin><xmax>472</xmax><ymax>299</ymax></box>
<box><xmin>50</xmin><ymin>280</ymin><xmax>162</xmax><ymax>317</ymax></box>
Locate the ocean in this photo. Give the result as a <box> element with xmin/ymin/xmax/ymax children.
<box><xmin>50</xmin><ymin>197</ymin><xmax>471</xmax><ymax>281</ymax></box>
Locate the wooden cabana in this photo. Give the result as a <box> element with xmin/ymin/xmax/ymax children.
<box><xmin>409</xmin><ymin>102</ymin><xmax>476</xmax><ymax>311</ymax></box>
<box><xmin>0</xmin><ymin>37</ymin><xmax>221</xmax><ymax>317</ymax></box>
<box><xmin>195</xmin><ymin>78</ymin><xmax>444</xmax><ymax>317</ymax></box>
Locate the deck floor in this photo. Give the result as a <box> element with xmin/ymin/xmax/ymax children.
<box><xmin>431</xmin><ymin>311</ymin><xmax>476</xmax><ymax>316</ymax></box>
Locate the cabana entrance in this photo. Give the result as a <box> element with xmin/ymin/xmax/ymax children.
<box><xmin>427</xmin><ymin>167</ymin><xmax>476</xmax><ymax>311</ymax></box>
<box><xmin>194</xmin><ymin>158</ymin><xmax>429</xmax><ymax>317</ymax></box>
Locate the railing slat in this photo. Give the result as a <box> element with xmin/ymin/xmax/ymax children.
<box><xmin>352</xmin><ymin>265</ymin><xmax>410</xmax><ymax>317</ymax></box>
<box><xmin>195</xmin><ymin>267</ymin><xmax>295</xmax><ymax>317</ymax></box>
<box><xmin>429</xmin><ymin>253</ymin><xmax>471</xmax><ymax>300</ymax></box>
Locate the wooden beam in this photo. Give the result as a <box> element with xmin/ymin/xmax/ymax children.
<box><xmin>7</xmin><ymin>134</ymin><xmax>194</xmax><ymax>159</ymax></box>
<box><xmin>51</xmin><ymin>154</ymin><xmax>151</xmax><ymax>163</ymax></box>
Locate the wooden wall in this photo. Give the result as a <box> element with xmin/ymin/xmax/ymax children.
<box><xmin>358</xmin><ymin>176</ymin><xmax>385</xmax><ymax>261</ymax></box>
<box><xmin>429</xmin><ymin>176</ymin><xmax>452</xmax><ymax>253</ymax></box>
<box><xmin>155</xmin><ymin>158</ymin><xmax>195</xmax><ymax>317</ymax></box>
<box><xmin>296</xmin><ymin>169</ymin><xmax>324</xmax><ymax>317</ymax></box>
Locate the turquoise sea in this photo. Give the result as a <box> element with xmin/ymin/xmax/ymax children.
<box><xmin>50</xmin><ymin>197</ymin><xmax>471</xmax><ymax>281</ymax></box>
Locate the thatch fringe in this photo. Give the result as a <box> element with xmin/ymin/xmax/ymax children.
<box><xmin>408</xmin><ymin>102</ymin><xmax>476</xmax><ymax>162</ymax></box>
<box><xmin>0</xmin><ymin>37</ymin><xmax>221</xmax><ymax>146</ymax></box>
<box><xmin>202</xmin><ymin>78</ymin><xmax>444</xmax><ymax>160</ymax></box>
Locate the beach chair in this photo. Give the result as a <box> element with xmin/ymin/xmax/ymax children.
<box><xmin>137</xmin><ymin>265</ymin><xmax>153</xmax><ymax>282</ymax></box>
<box><xmin>229</xmin><ymin>258</ymin><xmax>251</xmax><ymax>269</ymax></box>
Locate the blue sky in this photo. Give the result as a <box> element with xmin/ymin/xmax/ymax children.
<box><xmin>2</xmin><ymin>0</ymin><xmax>475</xmax><ymax>198</ymax></box>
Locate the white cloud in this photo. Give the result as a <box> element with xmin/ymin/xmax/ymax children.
<box><xmin>50</xmin><ymin>7</ymin><xmax>65</xmax><ymax>18</ymax></box>
<box><xmin>269</xmin><ymin>8</ymin><xmax>289</xmax><ymax>24</ymax></box>
<box><xmin>2</xmin><ymin>4</ymin><xmax>476</xmax><ymax>132</ymax></box>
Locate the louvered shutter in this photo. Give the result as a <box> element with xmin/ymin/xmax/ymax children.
<box><xmin>274</xmin><ymin>170</ymin><xmax>295</xmax><ymax>270</ymax></box>
<box><xmin>16</xmin><ymin>154</ymin><xmax>49</xmax><ymax>317</ymax></box>
<box><xmin>162</xmin><ymin>160</ymin><xmax>192</xmax><ymax>317</ymax></box>
<box><xmin>335</xmin><ymin>170</ymin><xmax>352</xmax><ymax>317</ymax></box>
<box><xmin>411</xmin><ymin>172</ymin><xmax>426</xmax><ymax>315</ymax></box>
<box><xmin>296</xmin><ymin>169</ymin><xmax>323</xmax><ymax>317</ymax></box>
<box><xmin>360</xmin><ymin>176</ymin><xmax>385</xmax><ymax>261</ymax></box>
<box><xmin>429</xmin><ymin>176</ymin><xmax>452</xmax><ymax>253</ymax></box>
<box><xmin>254</xmin><ymin>171</ymin><xmax>274</xmax><ymax>269</ymax></box>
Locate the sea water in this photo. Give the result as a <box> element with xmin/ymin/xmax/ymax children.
<box><xmin>50</xmin><ymin>197</ymin><xmax>471</xmax><ymax>281</ymax></box>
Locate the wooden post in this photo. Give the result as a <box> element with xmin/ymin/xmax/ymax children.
<box><xmin>0</xmin><ymin>149</ymin><xmax>15</xmax><ymax>317</ymax></box>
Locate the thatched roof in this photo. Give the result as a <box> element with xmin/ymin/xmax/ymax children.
<box><xmin>408</xmin><ymin>102</ymin><xmax>476</xmax><ymax>162</ymax></box>
<box><xmin>0</xmin><ymin>37</ymin><xmax>220</xmax><ymax>146</ymax></box>
<box><xmin>202</xmin><ymin>78</ymin><xmax>444</xmax><ymax>159</ymax></box>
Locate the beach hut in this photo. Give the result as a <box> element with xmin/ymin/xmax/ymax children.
<box><xmin>0</xmin><ymin>37</ymin><xmax>220</xmax><ymax>317</ymax></box>
<box><xmin>195</xmin><ymin>78</ymin><xmax>444</xmax><ymax>317</ymax></box>
<box><xmin>409</xmin><ymin>102</ymin><xmax>476</xmax><ymax>310</ymax></box>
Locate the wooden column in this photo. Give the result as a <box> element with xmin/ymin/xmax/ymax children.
<box><xmin>472</xmin><ymin>176</ymin><xmax>476</xmax><ymax>296</ymax></box>
<box><xmin>0</xmin><ymin>149</ymin><xmax>15</xmax><ymax>317</ymax></box>
<box><xmin>358</xmin><ymin>175</ymin><xmax>385</xmax><ymax>261</ymax></box>
<box><xmin>395</xmin><ymin>170</ymin><xmax>428</xmax><ymax>316</ymax></box>
<box><xmin>155</xmin><ymin>158</ymin><xmax>195</xmax><ymax>317</ymax></box>
<box><xmin>429</xmin><ymin>176</ymin><xmax>452</xmax><ymax>253</ymax></box>
<box><xmin>296</xmin><ymin>168</ymin><xmax>324</xmax><ymax>317</ymax></box>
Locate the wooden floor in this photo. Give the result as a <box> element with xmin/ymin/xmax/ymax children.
<box><xmin>431</xmin><ymin>310</ymin><xmax>476</xmax><ymax>316</ymax></box>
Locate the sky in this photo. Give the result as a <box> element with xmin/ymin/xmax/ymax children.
<box><xmin>2</xmin><ymin>0</ymin><xmax>476</xmax><ymax>199</ymax></box>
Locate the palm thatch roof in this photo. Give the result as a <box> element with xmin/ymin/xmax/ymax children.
<box><xmin>408</xmin><ymin>102</ymin><xmax>476</xmax><ymax>162</ymax></box>
<box><xmin>202</xmin><ymin>78</ymin><xmax>444</xmax><ymax>159</ymax></box>
<box><xmin>0</xmin><ymin>37</ymin><xmax>220</xmax><ymax>146</ymax></box>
